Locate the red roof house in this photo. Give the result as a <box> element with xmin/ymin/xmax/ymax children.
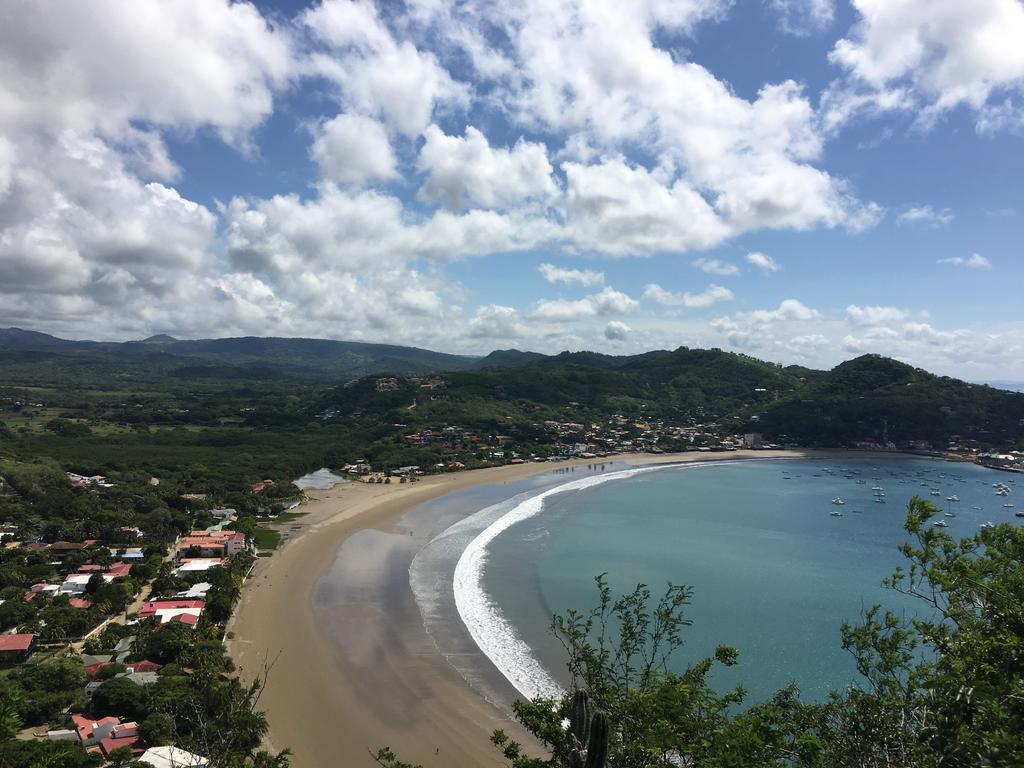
<box><xmin>0</xmin><ymin>633</ymin><xmax>36</xmax><ymax>662</ymax></box>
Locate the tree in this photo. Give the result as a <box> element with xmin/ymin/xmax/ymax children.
<box><xmin>85</xmin><ymin>573</ymin><xmax>104</xmax><ymax>596</ymax></box>
<box><xmin>0</xmin><ymin>681</ymin><xmax>23</xmax><ymax>741</ymax></box>
<box><xmin>492</xmin><ymin>575</ymin><xmax>749</xmax><ymax>768</ymax></box>
<box><xmin>140</xmin><ymin>711</ymin><xmax>175</xmax><ymax>748</ymax></box>
<box><xmin>91</xmin><ymin>677</ymin><xmax>149</xmax><ymax>723</ymax></box>
<box><xmin>105</xmin><ymin>745</ymin><xmax>135</xmax><ymax>768</ymax></box>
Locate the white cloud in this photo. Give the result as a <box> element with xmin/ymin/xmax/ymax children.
<box><xmin>310</xmin><ymin>113</ymin><xmax>398</xmax><ymax>184</ymax></box>
<box><xmin>830</xmin><ymin>0</ymin><xmax>1024</xmax><ymax>131</ymax></box>
<box><xmin>746</xmin><ymin>251</ymin><xmax>781</xmax><ymax>273</ymax></box>
<box><xmin>303</xmin><ymin>0</ymin><xmax>467</xmax><ymax>136</ymax></box>
<box><xmin>532</xmin><ymin>286</ymin><xmax>638</xmax><ymax>321</ymax></box>
<box><xmin>470</xmin><ymin>0</ymin><xmax>877</xmax><ymax>245</ymax></box>
<box><xmin>938</xmin><ymin>254</ymin><xmax>992</xmax><ymax>270</ymax></box>
<box><xmin>538</xmin><ymin>263</ymin><xmax>605</xmax><ymax>287</ymax></box>
<box><xmin>0</xmin><ymin>0</ymin><xmax>293</xmax><ymax>148</ymax></box>
<box><xmin>469</xmin><ymin>304</ymin><xmax>527</xmax><ymax>338</ymax></box>
<box><xmin>643</xmin><ymin>283</ymin><xmax>734</xmax><ymax>308</ymax></box>
<box><xmin>897</xmin><ymin>205</ymin><xmax>953</xmax><ymax>227</ymax></box>
<box><xmin>563</xmin><ymin>158</ymin><xmax>728</xmax><ymax>256</ymax></box>
<box><xmin>417</xmin><ymin>125</ymin><xmax>557</xmax><ymax>209</ymax></box>
<box><xmin>846</xmin><ymin>305</ymin><xmax>909</xmax><ymax>326</ymax></box>
<box><xmin>768</xmin><ymin>0</ymin><xmax>834</xmax><ymax>36</ymax></box>
<box><xmin>692</xmin><ymin>258</ymin><xmax>739</xmax><ymax>276</ymax></box>
<box><xmin>710</xmin><ymin>299</ymin><xmax>820</xmax><ymax>352</ymax></box>
<box><xmin>604</xmin><ymin>320</ymin><xmax>631</xmax><ymax>341</ymax></box>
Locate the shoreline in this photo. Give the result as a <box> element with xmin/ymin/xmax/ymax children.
<box><xmin>227</xmin><ymin>449</ymin><xmax>932</xmax><ymax>768</ymax></box>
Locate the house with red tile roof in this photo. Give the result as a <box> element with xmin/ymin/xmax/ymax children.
<box><xmin>71</xmin><ymin>713</ymin><xmax>143</xmax><ymax>755</ymax></box>
<box><xmin>0</xmin><ymin>633</ymin><xmax>36</xmax><ymax>662</ymax></box>
<box><xmin>175</xmin><ymin>530</ymin><xmax>247</xmax><ymax>558</ymax></box>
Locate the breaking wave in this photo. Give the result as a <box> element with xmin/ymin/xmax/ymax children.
<box><xmin>452</xmin><ymin>465</ymin><xmax>663</xmax><ymax>700</ymax></box>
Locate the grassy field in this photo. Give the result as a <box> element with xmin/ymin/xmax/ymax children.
<box><xmin>252</xmin><ymin>527</ymin><xmax>281</xmax><ymax>550</ymax></box>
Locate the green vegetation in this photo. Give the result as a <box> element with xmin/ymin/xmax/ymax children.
<box><xmin>1</xmin><ymin>331</ymin><xmax>1022</xmax><ymax>766</ymax></box>
<box><xmin>250</xmin><ymin>527</ymin><xmax>281</xmax><ymax>551</ymax></box>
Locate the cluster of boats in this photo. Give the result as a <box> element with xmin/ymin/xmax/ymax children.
<box><xmin>820</xmin><ymin>469</ymin><xmax>1020</xmax><ymax>527</ymax></box>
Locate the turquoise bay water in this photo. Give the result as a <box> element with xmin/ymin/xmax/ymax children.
<box><xmin>480</xmin><ymin>459</ymin><xmax>1015</xmax><ymax>703</ymax></box>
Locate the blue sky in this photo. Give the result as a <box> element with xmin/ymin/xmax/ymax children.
<box><xmin>0</xmin><ymin>0</ymin><xmax>1021</xmax><ymax>379</ymax></box>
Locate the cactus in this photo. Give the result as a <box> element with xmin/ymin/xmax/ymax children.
<box><xmin>583</xmin><ymin>713</ymin><xmax>609</xmax><ymax>768</ymax></box>
<box><xmin>569</xmin><ymin>690</ymin><xmax>591</xmax><ymax>748</ymax></box>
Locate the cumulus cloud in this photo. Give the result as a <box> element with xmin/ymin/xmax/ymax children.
<box><xmin>746</xmin><ymin>251</ymin><xmax>781</xmax><ymax>273</ymax></box>
<box><xmin>302</xmin><ymin>0</ymin><xmax>467</xmax><ymax>136</ymax></box>
<box><xmin>938</xmin><ymin>254</ymin><xmax>992</xmax><ymax>270</ymax></box>
<box><xmin>532</xmin><ymin>287</ymin><xmax>638</xmax><ymax>321</ymax></box>
<box><xmin>417</xmin><ymin>125</ymin><xmax>557</xmax><ymax>209</ymax></box>
<box><xmin>692</xmin><ymin>258</ymin><xmax>739</xmax><ymax>276</ymax></box>
<box><xmin>897</xmin><ymin>205</ymin><xmax>953</xmax><ymax>227</ymax></box>
<box><xmin>708</xmin><ymin>299</ymin><xmax>824</xmax><ymax>355</ymax></box>
<box><xmin>538</xmin><ymin>263</ymin><xmax>604</xmax><ymax>287</ymax></box>
<box><xmin>604</xmin><ymin>320</ymin><xmax>631</xmax><ymax>341</ymax></box>
<box><xmin>310</xmin><ymin>113</ymin><xmax>398</xmax><ymax>184</ymax></box>
<box><xmin>0</xmin><ymin>0</ymin><xmax>293</xmax><ymax>147</ymax></box>
<box><xmin>846</xmin><ymin>305</ymin><xmax>909</xmax><ymax>326</ymax></box>
<box><xmin>563</xmin><ymin>159</ymin><xmax>727</xmax><ymax>255</ymax></box>
<box><xmin>643</xmin><ymin>284</ymin><xmax>735</xmax><ymax>308</ymax></box>
<box><xmin>830</xmin><ymin>0</ymin><xmax>1024</xmax><ymax>131</ymax></box>
<box><xmin>469</xmin><ymin>304</ymin><xmax>527</xmax><ymax>338</ymax></box>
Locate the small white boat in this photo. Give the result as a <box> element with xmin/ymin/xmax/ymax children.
<box><xmin>934</xmin><ymin>520</ymin><xmax>948</xmax><ymax>527</ymax></box>
<box><xmin>947</xmin><ymin>495</ymin><xmax>959</xmax><ymax>502</ymax></box>
<box><xmin>832</xmin><ymin>498</ymin><xmax>846</xmax><ymax>505</ymax></box>
<box><xmin>980</xmin><ymin>522</ymin><xmax>996</xmax><ymax>529</ymax></box>
<box><xmin>1016</xmin><ymin>511</ymin><xmax>1024</xmax><ymax>518</ymax></box>
<box><xmin>1004</xmin><ymin>503</ymin><xmax>1015</xmax><ymax>508</ymax></box>
<box><xmin>830</xmin><ymin>510</ymin><xmax>843</xmax><ymax>517</ymax></box>
<box><xmin>874</xmin><ymin>497</ymin><xmax>886</xmax><ymax>503</ymax></box>
<box><xmin>930</xmin><ymin>490</ymin><xmax>941</xmax><ymax>496</ymax></box>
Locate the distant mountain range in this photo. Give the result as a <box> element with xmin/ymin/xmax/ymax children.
<box><xmin>2</xmin><ymin>327</ymin><xmax>1022</xmax><ymax>449</ymax></box>
<box><xmin>0</xmin><ymin>327</ymin><xmax>479</xmax><ymax>378</ymax></box>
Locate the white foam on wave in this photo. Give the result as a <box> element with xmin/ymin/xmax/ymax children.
<box><xmin>453</xmin><ymin>464</ymin><xmax>664</xmax><ymax>701</ymax></box>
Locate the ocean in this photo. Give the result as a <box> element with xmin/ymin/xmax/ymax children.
<box><xmin>443</xmin><ymin>458</ymin><xmax>1015</xmax><ymax>705</ymax></box>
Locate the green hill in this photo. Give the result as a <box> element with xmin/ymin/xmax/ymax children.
<box><xmin>753</xmin><ymin>354</ymin><xmax>1024</xmax><ymax>448</ymax></box>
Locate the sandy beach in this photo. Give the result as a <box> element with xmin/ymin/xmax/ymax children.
<box><xmin>227</xmin><ymin>450</ymin><xmax>912</xmax><ymax>767</ymax></box>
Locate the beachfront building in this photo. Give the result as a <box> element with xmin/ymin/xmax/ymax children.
<box><xmin>175</xmin><ymin>530</ymin><xmax>247</xmax><ymax>559</ymax></box>
<box><xmin>138</xmin><ymin>599</ymin><xmax>204</xmax><ymax>625</ymax></box>
<box><xmin>174</xmin><ymin>557</ymin><xmax>226</xmax><ymax>576</ymax></box>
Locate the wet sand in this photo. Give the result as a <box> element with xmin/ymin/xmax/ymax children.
<box><xmin>227</xmin><ymin>450</ymin><xmax>913</xmax><ymax>767</ymax></box>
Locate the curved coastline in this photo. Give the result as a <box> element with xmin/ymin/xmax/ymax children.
<box><xmin>228</xmin><ymin>449</ymin><xmax>932</xmax><ymax>768</ymax></box>
<box><xmin>450</xmin><ymin>464</ymin><xmax>662</xmax><ymax>700</ymax></box>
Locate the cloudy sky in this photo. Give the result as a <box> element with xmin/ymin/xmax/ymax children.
<box><xmin>1</xmin><ymin>0</ymin><xmax>1022</xmax><ymax>378</ymax></box>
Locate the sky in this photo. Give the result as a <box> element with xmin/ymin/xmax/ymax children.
<box><xmin>0</xmin><ymin>0</ymin><xmax>1022</xmax><ymax>379</ymax></box>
